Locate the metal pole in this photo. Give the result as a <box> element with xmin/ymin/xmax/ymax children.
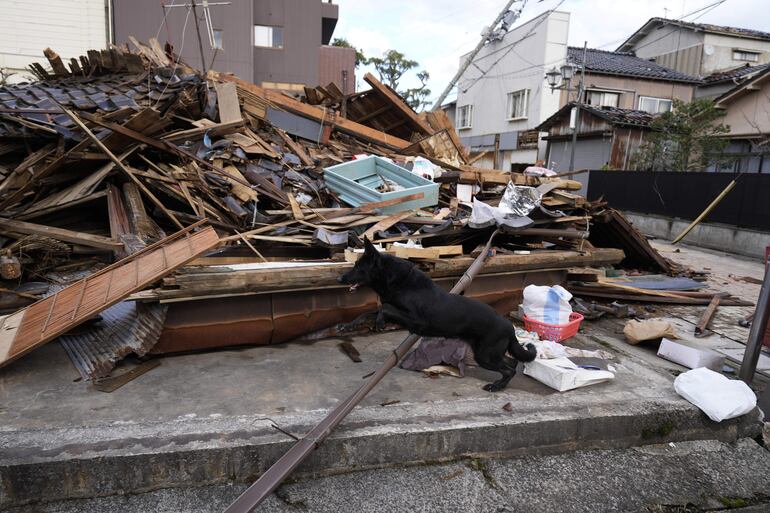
<box><xmin>739</xmin><ymin>261</ymin><xmax>770</xmax><ymax>383</ymax></box>
<box><xmin>223</xmin><ymin>230</ymin><xmax>501</xmax><ymax>513</ymax></box>
<box><xmin>431</xmin><ymin>0</ymin><xmax>519</xmax><ymax>111</ymax></box>
<box><xmin>190</xmin><ymin>1</ymin><xmax>208</xmax><ymax>71</ymax></box>
<box><xmin>567</xmin><ymin>42</ymin><xmax>587</xmax><ymax>177</ymax></box>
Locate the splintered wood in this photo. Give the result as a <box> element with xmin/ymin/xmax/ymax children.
<box><xmin>0</xmin><ymin>225</ymin><xmax>219</xmax><ymax>368</ymax></box>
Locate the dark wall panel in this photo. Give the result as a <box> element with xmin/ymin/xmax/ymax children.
<box><xmin>588</xmin><ymin>170</ymin><xmax>770</xmax><ymax>231</ymax></box>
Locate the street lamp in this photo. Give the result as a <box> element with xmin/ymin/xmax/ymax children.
<box><xmin>545</xmin><ymin>67</ymin><xmax>561</xmax><ymax>89</ymax></box>
<box><xmin>559</xmin><ymin>63</ymin><xmax>575</xmax><ymax>81</ymax></box>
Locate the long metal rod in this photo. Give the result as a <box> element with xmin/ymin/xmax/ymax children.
<box><xmin>739</xmin><ymin>261</ymin><xmax>770</xmax><ymax>383</ymax></box>
<box><xmin>431</xmin><ymin>0</ymin><xmax>518</xmax><ymax>110</ymax></box>
<box><xmin>223</xmin><ymin>229</ymin><xmax>500</xmax><ymax>513</ymax></box>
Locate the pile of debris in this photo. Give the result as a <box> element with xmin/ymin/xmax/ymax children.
<box><xmin>0</xmin><ymin>40</ymin><xmax>689</xmax><ymax>381</ymax></box>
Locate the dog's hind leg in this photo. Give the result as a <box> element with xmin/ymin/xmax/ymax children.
<box><xmin>476</xmin><ymin>352</ymin><xmax>520</xmax><ymax>392</ymax></box>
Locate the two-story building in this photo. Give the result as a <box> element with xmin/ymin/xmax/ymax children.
<box><xmin>560</xmin><ymin>47</ymin><xmax>700</xmax><ymax>113</ymax></box>
<box><xmin>617</xmin><ymin>17</ymin><xmax>770</xmax><ymax>78</ymax></box>
<box><xmin>535</xmin><ymin>47</ymin><xmax>700</xmax><ymax>180</ymax></box>
<box><xmin>449</xmin><ymin>10</ymin><xmax>570</xmax><ymax>171</ymax></box>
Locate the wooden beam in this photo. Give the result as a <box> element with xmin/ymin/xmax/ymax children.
<box><xmin>212</xmin><ymin>73</ymin><xmax>413</xmax><ymax>150</ymax></box>
<box><xmin>356</xmin><ymin>103</ymin><xmax>393</xmax><ymax>123</ymax></box>
<box><xmin>43</xmin><ymin>47</ymin><xmax>69</xmax><ymax>76</ymax></box>
<box><xmin>363</xmin><ymin>72</ymin><xmax>433</xmax><ymax>135</ymax></box>
<box><xmin>0</xmin><ymin>218</ymin><xmax>122</xmax><ymax>251</ymax></box>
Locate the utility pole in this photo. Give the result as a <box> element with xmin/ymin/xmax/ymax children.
<box><xmin>431</xmin><ymin>0</ymin><xmax>522</xmax><ymax>111</ymax></box>
<box><xmin>567</xmin><ymin>42</ymin><xmax>587</xmax><ymax>177</ymax></box>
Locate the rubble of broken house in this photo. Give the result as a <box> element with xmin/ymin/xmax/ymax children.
<box><xmin>0</xmin><ymin>39</ymin><xmax>745</xmax><ymax>383</ymax></box>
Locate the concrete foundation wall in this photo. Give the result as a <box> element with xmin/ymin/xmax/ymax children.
<box><xmin>623</xmin><ymin>211</ymin><xmax>770</xmax><ymax>260</ymax></box>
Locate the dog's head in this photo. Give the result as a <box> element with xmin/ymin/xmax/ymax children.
<box><xmin>337</xmin><ymin>238</ymin><xmax>381</xmax><ymax>292</ymax></box>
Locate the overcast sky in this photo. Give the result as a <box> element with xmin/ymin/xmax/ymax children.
<box><xmin>332</xmin><ymin>0</ymin><xmax>770</xmax><ymax>107</ymax></box>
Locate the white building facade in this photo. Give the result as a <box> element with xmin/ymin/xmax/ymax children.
<box><xmin>0</xmin><ymin>0</ymin><xmax>111</xmax><ymax>84</ymax></box>
<box><xmin>453</xmin><ymin>10</ymin><xmax>570</xmax><ymax>170</ymax></box>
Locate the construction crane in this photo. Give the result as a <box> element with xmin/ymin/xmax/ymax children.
<box><xmin>431</xmin><ymin>0</ymin><xmax>525</xmax><ymax>111</ymax></box>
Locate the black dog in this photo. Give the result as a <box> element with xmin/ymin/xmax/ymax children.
<box><xmin>338</xmin><ymin>239</ymin><xmax>536</xmax><ymax>392</ymax></box>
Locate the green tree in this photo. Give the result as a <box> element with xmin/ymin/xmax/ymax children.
<box><xmin>365</xmin><ymin>50</ymin><xmax>432</xmax><ymax>111</ymax></box>
<box><xmin>331</xmin><ymin>38</ymin><xmax>366</xmax><ymax>68</ymax></box>
<box><xmin>631</xmin><ymin>99</ymin><xmax>733</xmax><ymax>171</ymax></box>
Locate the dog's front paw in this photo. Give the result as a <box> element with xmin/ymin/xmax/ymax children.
<box><xmin>483</xmin><ymin>382</ymin><xmax>504</xmax><ymax>392</ymax></box>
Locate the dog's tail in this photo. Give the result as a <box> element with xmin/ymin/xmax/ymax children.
<box><xmin>508</xmin><ymin>333</ymin><xmax>537</xmax><ymax>362</ymax></box>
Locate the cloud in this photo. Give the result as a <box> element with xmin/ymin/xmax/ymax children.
<box><xmin>333</xmin><ymin>0</ymin><xmax>770</xmax><ymax>106</ymax></box>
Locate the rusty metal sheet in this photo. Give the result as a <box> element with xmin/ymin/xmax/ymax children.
<box><xmin>0</xmin><ymin>224</ymin><xmax>219</xmax><ymax>368</ymax></box>
<box><xmin>150</xmin><ymin>269</ymin><xmax>565</xmax><ymax>353</ymax></box>
<box><xmin>152</xmin><ymin>294</ymin><xmax>273</xmax><ymax>353</ymax></box>
<box><xmin>151</xmin><ymin>288</ymin><xmax>379</xmax><ymax>353</ymax></box>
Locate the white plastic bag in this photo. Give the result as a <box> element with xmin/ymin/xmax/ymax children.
<box><xmin>522</xmin><ymin>284</ymin><xmax>573</xmax><ymax>325</ymax></box>
<box><xmin>410</xmin><ymin>156</ymin><xmax>439</xmax><ymax>181</ymax></box>
<box><xmin>674</xmin><ymin>367</ymin><xmax>756</xmax><ymax>422</ymax></box>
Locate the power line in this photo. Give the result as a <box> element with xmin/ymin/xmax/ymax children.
<box><xmin>464</xmin><ymin>0</ymin><xmax>729</xmax><ymax>84</ymax></box>
<box><xmin>459</xmin><ymin>0</ymin><xmax>566</xmax><ymax>94</ymax></box>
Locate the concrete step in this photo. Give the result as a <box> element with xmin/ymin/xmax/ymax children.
<box><xmin>0</xmin><ymin>329</ymin><xmax>764</xmax><ymax>509</ymax></box>
<box><xmin>1</xmin><ymin>386</ymin><xmax>761</xmax><ymax>509</ymax></box>
<box><xmin>6</xmin><ymin>438</ymin><xmax>770</xmax><ymax>513</ymax></box>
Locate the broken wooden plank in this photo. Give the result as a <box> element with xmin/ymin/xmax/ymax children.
<box><xmin>361</xmin><ymin>211</ymin><xmax>414</xmax><ymax>241</ymax></box>
<box><xmin>213</xmin><ymin>81</ymin><xmax>242</xmax><ymax>124</ymax></box>
<box><xmin>43</xmin><ymin>47</ymin><xmax>69</xmax><ymax>76</ymax></box>
<box><xmin>59</xmin><ymin>105</ymin><xmax>184</xmax><ymax>230</ymax></box>
<box><xmin>363</xmin><ymin>72</ymin><xmax>433</xmax><ymax>135</ymax></box>
<box><xmin>393</xmin><ymin>245</ymin><xmax>463</xmax><ymax>260</ymax></box>
<box><xmin>213</xmin><ymin>72</ymin><xmax>413</xmax><ymax>150</ymax></box>
<box><xmin>695</xmin><ymin>293</ymin><xmax>727</xmax><ymax>337</ymax></box>
<box><xmin>0</xmin><ymin>218</ymin><xmax>122</xmax><ymax>251</ymax></box>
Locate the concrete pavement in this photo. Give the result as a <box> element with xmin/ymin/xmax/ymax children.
<box><xmin>0</xmin><ymin>241</ymin><xmax>767</xmax><ymax>510</ymax></box>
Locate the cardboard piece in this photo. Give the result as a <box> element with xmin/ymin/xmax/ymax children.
<box><xmin>656</xmin><ymin>338</ymin><xmax>725</xmax><ymax>371</ymax></box>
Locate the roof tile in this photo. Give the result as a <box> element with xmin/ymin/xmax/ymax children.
<box><xmin>567</xmin><ymin>47</ymin><xmax>701</xmax><ymax>83</ymax></box>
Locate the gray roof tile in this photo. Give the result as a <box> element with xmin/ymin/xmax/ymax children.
<box><xmin>567</xmin><ymin>47</ymin><xmax>701</xmax><ymax>83</ymax></box>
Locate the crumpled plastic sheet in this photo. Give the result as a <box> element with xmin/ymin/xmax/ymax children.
<box><xmin>468</xmin><ymin>198</ymin><xmax>533</xmax><ymax>229</ymax></box>
<box><xmin>499</xmin><ymin>183</ymin><xmax>542</xmax><ymax>217</ymax></box>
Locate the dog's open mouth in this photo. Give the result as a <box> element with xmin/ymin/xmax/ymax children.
<box><xmin>348</xmin><ymin>283</ymin><xmax>360</xmax><ymax>293</ymax></box>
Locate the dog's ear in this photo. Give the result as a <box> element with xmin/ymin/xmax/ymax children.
<box><xmin>363</xmin><ymin>237</ymin><xmax>378</xmax><ymax>257</ymax></box>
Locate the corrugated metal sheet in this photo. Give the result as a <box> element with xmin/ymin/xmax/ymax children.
<box><xmin>60</xmin><ymin>301</ymin><xmax>167</xmax><ymax>381</ymax></box>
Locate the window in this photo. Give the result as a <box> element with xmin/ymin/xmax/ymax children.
<box><xmin>254</xmin><ymin>25</ymin><xmax>283</xmax><ymax>48</ymax></box>
<box><xmin>506</xmin><ymin>89</ymin><xmax>529</xmax><ymax>120</ymax></box>
<box><xmin>733</xmin><ymin>50</ymin><xmax>759</xmax><ymax>62</ymax></box>
<box><xmin>213</xmin><ymin>29</ymin><xmax>223</xmax><ymax>50</ymax></box>
<box><xmin>585</xmin><ymin>90</ymin><xmax>620</xmax><ymax>108</ymax></box>
<box><xmin>638</xmin><ymin>96</ymin><xmax>673</xmax><ymax>114</ymax></box>
<box><xmin>456</xmin><ymin>105</ymin><xmax>473</xmax><ymax>129</ymax></box>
